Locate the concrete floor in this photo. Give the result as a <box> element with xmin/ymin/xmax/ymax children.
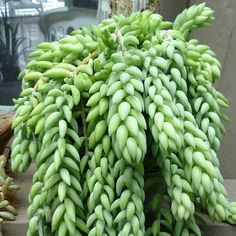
<box><xmin>1</xmin><ymin>166</ymin><xmax>236</xmax><ymax>235</ymax></box>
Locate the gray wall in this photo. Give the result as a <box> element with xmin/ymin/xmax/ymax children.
<box><xmin>159</xmin><ymin>0</ymin><xmax>186</xmax><ymax>21</ymax></box>
<box><xmin>162</xmin><ymin>0</ymin><xmax>236</xmax><ymax>178</ymax></box>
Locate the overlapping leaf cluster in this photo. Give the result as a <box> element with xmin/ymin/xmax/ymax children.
<box><xmin>11</xmin><ymin>3</ymin><xmax>236</xmax><ymax>236</ymax></box>
<box><xmin>0</xmin><ymin>155</ymin><xmax>19</xmax><ymax>222</ymax></box>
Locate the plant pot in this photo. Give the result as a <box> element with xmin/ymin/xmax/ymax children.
<box><xmin>0</xmin><ymin>81</ymin><xmax>21</xmax><ymax>105</ymax></box>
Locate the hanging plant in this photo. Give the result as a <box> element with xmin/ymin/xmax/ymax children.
<box><xmin>11</xmin><ymin>3</ymin><xmax>236</xmax><ymax>236</ymax></box>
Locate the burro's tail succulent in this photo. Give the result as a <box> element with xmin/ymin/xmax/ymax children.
<box><xmin>11</xmin><ymin>3</ymin><xmax>236</xmax><ymax>236</ymax></box>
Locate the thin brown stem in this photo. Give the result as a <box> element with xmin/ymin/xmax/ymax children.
<box><xmin>74</xmin><ymin>50</ymin><xmax>100</xmax><ymax>75</ymax></box>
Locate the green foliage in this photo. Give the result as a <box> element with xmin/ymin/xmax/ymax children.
<box><xmin>0</xmin><ymin>2</ymin><xmax>26</xmax><ymax>82</ymax></box>
<box><xmin>11</xmin><ymin>3</ymin><xmax>236</xmax><ymax>236</ymax></box>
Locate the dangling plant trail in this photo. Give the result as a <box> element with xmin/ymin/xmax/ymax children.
<box><xmin>11</xmin><ymin>3</ymin><xmax>236</xmax><ymax>236</ymax></box>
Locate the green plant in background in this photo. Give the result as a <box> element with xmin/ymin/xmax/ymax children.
<box><xmin>0</xmin><ymin>0</ymin><xmax>27</xmax><ymax>82</ymax></box>
<box><xmin>0</xmin><ymin>155</ymin><xmax>19</xmax><ymax>221</ymax></box>
<box><xmin>11</xmin><ymin>3</ymin><xmax>236</xmax><ymax>236</ymax></box>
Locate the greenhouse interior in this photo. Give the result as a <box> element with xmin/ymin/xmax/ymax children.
<box><xmin>0</xmin><ymin>0</ymin><xmax>236</xmax><ymax>235</ymax></box>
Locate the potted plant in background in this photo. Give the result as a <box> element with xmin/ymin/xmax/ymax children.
<box><xmin>0</xmin><ymin>0</ymin><xmax>27</xmax><ymax>105</ymax></box>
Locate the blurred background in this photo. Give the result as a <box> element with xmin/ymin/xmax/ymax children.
<box><xmin>0</xmin><ymin>0</ymin><xmax>235</xmax><ymax>178</ymax></box>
